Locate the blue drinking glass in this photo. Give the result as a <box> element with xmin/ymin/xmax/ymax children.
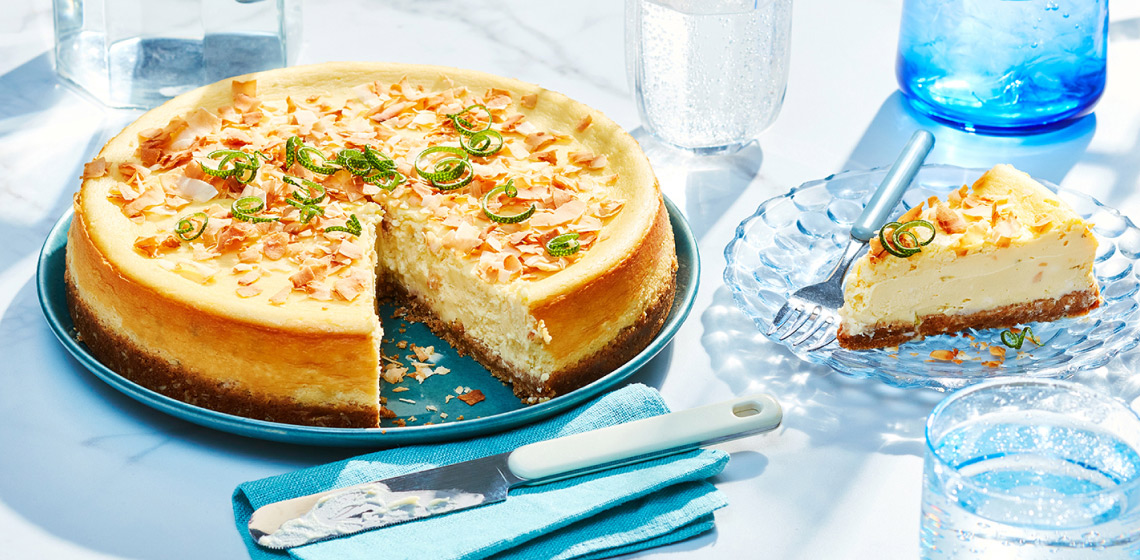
<box><xmin>896</xmin><ymin>0</ymin><xmax>1108</xmax><ymax>135</ymax></box>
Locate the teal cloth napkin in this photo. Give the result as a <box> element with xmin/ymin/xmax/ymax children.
<box><xmin>233</xmin><ymin>384</ymin><xmax>729</xmax><ymax>560</ymax></box>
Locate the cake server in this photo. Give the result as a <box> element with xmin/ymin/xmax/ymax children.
<box><xmin>248</xmin><ymin>393</ymin><xmax>782</xmax><ymax>549</ymax></box>
<box><xmin>767</xmin><ymin>129</ymin><xmax>935</xmax><ymax>350</ymax></box>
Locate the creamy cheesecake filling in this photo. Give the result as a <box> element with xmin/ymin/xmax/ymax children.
<box><xmin>374</xmin><ymin>211</ymin><xmax>556</xmax><ymax>378</ymax></box>
<box><xmin>842</xmin><ymin>225</ymin><xmax>1097</xmax><ymax>336</ymax></box>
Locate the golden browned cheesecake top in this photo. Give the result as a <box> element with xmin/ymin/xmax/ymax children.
<box><xmin>81</xmin><ymin>69</ymin><xmax>628</xmax><ymax>306</ymax></box>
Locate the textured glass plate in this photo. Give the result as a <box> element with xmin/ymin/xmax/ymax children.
<box><xmin>724</xmin><ymin>164</ymin><xmax>1140</xmax><ymax>391</ymax></box>
<box><xmin>38</xmin><ymin>197</ymin><xmax>698</xmax><ymax>446</ymax></box>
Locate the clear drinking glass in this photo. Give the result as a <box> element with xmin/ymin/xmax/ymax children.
<box><xmin>53</xmin><ymin>0</ymin><xmax>302</xmax><ymax>109</ymax></box>
<box><xmin>922</xmin><ymin>379</ymin><xmax>1140</xmax><ymax>559</ymax></box>
<box><xmin>897</xmin><ymin>0</ymin><xmax>1108</xmax><ymax>135</ymax></box>
<box><xmin>625</xmin><ymin>0</ymin><xmax>792</xmax><ymax>154</ymax></box>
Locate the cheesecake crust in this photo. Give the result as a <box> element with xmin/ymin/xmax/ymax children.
<box><xmin>837</xmin><ymin>289</ymin><xmax>1101</xmax><ymax>350</ymax></box>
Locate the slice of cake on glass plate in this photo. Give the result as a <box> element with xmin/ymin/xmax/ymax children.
<box><xmin>837</xmin><ymin>164</ymin><xmax>1100</xmax><ymax>350</ymax></box>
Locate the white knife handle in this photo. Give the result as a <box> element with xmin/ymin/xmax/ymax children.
<box><xmin>506</xmin><ymin>393</ymin><xmax>782</xmax><ymax>482</ymax></box>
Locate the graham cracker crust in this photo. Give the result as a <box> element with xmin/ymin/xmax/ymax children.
<box><xmin>837</xmin><ymin>289</ymin><xmax>1101</xmax><ymax>350</ymax></box>
<box><xmin>65</xmin><ymin>273</ymin><xmax>379</xmax><ymax>428</ymax></box>
<box><xmin>381</xmin><ymin>267</ymin><xmax>677</xmax><ymax>401</ymax></box>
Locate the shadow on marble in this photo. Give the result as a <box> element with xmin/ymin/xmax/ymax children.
<box><xmin>842</xmin><ymin>91</ymin><xmax>1096</xmax><ymax>186</ymax></box>
<box><xmin>1110</xmin><ymin>17</ymin><xmax>1140</xmax><ymax>41</ymax></box>
<box><xmin>0</xmin><ymin>53</ymin><xmax>116</xmax><ymax>280</ymax></box>
<box><xmin>710</xmin><ymin>450</ymin><xmax>768</xmax><ymax>484</ymax></box>
<box><xmin>701</xmin><ymin>285</ymin><xmax>941</xmax><ymax>458</ymax></box>
<box><xmin>631</xmin><ymin>127</ymin><xmax>763</xmax><ymax>241</ymax></box>
<box><xmin>0</xmin><ymin>276</ymin><xmax>388</xmax><ymax>558</ymax></box>
<box><xmin>0</xmin><ymin>53</ymin><xmax>69</xmax><ymax>126</ymax></box>
<box><xmin>625</xmin><ymin>341</ymin><xmax>675</xmax><ymax>392</ymax></box>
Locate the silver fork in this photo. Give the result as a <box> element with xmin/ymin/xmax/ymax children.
<box><xmin>768</xmin><ymin>130</ymin><xmax>935</xmax><ymax>351</ymax></box>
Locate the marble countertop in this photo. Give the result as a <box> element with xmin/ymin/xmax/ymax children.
<box><xmin>4</xmin><ymin>0</ymin><xmax>1140</xmax><ymax>558</ymax></box>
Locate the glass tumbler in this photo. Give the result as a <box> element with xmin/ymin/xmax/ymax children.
<box><xmin>897</xmin><ymin>0</ymin><xmax>1108</xmax><ymax>135</ymax></box>
<box><xmin>53</xmin><ymin>0</ymin><xmax>302</xmax><ymax>109</ymax></box>
<box><xmin>625</xmin><ymin>0</ymin><xmax>793</xmax><ymax>154</ymax></box>
<box><xmin>922</xmin><ymin>379</ymin><xmax>1140</xmax><ymax>559</ymax></box>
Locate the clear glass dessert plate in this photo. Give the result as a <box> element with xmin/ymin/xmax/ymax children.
<box><xmin>724</xmin><ymin>164</ymin><xmax>1140</xmax><ymax>391</ymax></box>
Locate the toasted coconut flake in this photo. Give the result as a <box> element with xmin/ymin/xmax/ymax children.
<box><xmin>524</xmin><ymin>132</ymin><xmax>557</xmax><ymax>152</ymax></box>
<box><xmin>171</xmin><ymin>108</ymin><xmax>221</xmax><ymax>151</ymax></box>
<box><xmin>374</xmin><ymin>101</ymin><xmax>414</xmax><ymax>122</ymax></box>
<box><xmin>898</xmin><ymin>203</ymin><xmax>924</xmax><ymax>223</ymax></box>
<box><xmin>83</xmin><ymin>158</ymin><xmax>109</xmax><ymax>179</ymax></box>
<box><xmin>235</xmin><ymin>285</ymin><xmax>262</xmax><ymax>298</ymax></box>
<box><xmin>520</xmin><ymin>93</ymin><xmax>538</xmax><ymax>109</ymax></box>
<box><xmin>133</xmin><ymin>236</ymin><xmax>165</xmax><ymax>258</ymax></box>
<box><xmin>929</xmin><ymin>349</ymin><xmax>959</xmax><ymax>361</ymax></box>
<box><xmin>333</xmin><ymin>270</ymin><xmax>368</xmax><ymax>301</ymax></box>
<box><xmin>575</xmin><ymin>114</ymin><xmax>593</xmax><ymax>132</ymax></box>
<box><xmin>289</xmin><ymin>266</ymin><xmax>316</xmax><ymax>289</ymax></box>
<box><xmin>123</xmin><ymin>186</ymin><xmax>166</xmax><ymax>217</ymax></box>
<box><xmin>532</xmin><ymin>151</ymin><xmax>557</xmax><ymax>165</ymax></box>
<box><xmin>177</xmin><ymin>176</ymin><xmax>218</xmax><ymax>202</ymax></box>
<box><xmin>934</xmin><ymin>204</ymin><xmax>968</xmax><ymax>234</ymax></box>
<box><xmin>234</xmin><ymin>93</ymin><xmax>261</xmax><ymax>113</ymax></box>
<box><xmin>337</xmin><ymin>240</ymin><xmax>365</xmax><ymax>260</ymax></box>
<box><xmin>236</xmin><ymin>269</ymin><xmax>260</xmax><ymax>286</ymax></box>
<box><xmin>568</xmin><ymin>151</ymin><xmax>607</xmax><ymax>169</ymax></box>
<box><xmin>458</xmin><ymin>389</ymin><xmax>486</xmax><ymax>406</ymax></box>
<box><xmin>172</xmin><ymin>260</ymin><xmax>218</xmax><ymax>284</ymax></box>
<box><xmin>231</xmin><ymin>79</ymin><xmax>257</xmax><ymax>99</ymax></box>
<box><xmin>262</xmin><ymin>232</ymin><xmax>290</xmax><ymax>260</ymax></box>
<box><xmin>531</xmin><ymin>199</ymin><xmax>587</xmax><ymax>227</ymax></box>
<box><xmin>1028</xmin><ymin>215</ymin><xmax>1055</xmax><ymax>234</ymax></box>
<box><xmin>267</xmin><ymin>285</ymin><xmax>290</xmax><ymax>305</ymax></box>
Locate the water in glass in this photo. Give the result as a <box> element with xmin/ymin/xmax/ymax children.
<box><xmin>53</xmin><ymin>0</ymin><xmax>301</xmax><ymax>108</ymax></box>
<box><xmin>626</xmin><ymin>0</ymin><xmax>792</xmax><ymax>154</ymax></box>
<box><xmin>922</xmin><ymin>381</ymin><xmax>1140</xmax><ymax>559</ymax></box>
<box><xmin>897</xmin><ymin>0</ymin><xmax>1107</xmax><ymax>134</ymax></box>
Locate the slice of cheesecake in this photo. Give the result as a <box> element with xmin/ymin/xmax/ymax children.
<box><xmin>837</xmin><ymin>164</ymin><xmax>1100</xmax><ymax>350</ymax></box>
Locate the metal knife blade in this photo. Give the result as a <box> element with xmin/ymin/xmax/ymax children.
<box><xmin>249</xmin><ymin>453</ymin><xmax>522</xmax><ymax>549</ymax></box>
<box><xmin>248</xmin><ymin>393</ymin><xmax>782</xmax><ymax>549</ymax></box>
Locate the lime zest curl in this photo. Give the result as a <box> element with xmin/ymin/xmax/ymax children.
<box><xmin>545</xmin><ymin>232</ymin><xmax>581</xmax><ymax>257</ymax></box>
<box><xmin>174</xmin><ymin>212</ymin><xmax>208</xmax><ymax>241</ymax></box>
<box><xmin>481</xmin><ymin>179</ymin><xmax>535</xmax><ymax>224</ymax></box>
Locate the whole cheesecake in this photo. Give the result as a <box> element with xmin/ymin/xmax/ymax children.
<box><xmin>66</xmin><ymin>62</ymin><xmax>677</xmax><ymax>428</ymax></box>
<box><xmin>837</xmin><ymin>165</ymin><xmax>1100</xmax><ymax>350</ymax></box>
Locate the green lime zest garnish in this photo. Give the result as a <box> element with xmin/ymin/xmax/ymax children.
<box><xmin>879</xmin><ymin>219</ymin><xmax>936</xmax><ymax>258</ymax></box>
<box><xmin>461</xmin><ymin>129</ymin><xmax>504</xmax><ymax>157</ymax></box>
<box><xmin>199</xmin><ymin>149</ymin><xmax>266</xmax><ymax>184</ymax></box>
<box><xmin>481</xmin><ymin>179</ymin><xmax>535</xmax><ymax>224</ymax></box>
<box><xmin>414</xmin><ymin>146</ymin><xmax>474</xmax><ymax>191</ymax></box>
<box><xmin>445</xmin><ymin>104</ymin><xmax>493</xmax><ymax>136</ymax></box>
<box><xmin>286</xmin><ymin>197</ymin><xmax>325</xmax><ymax>224</ymax></box>
<box><xmin>231</xmin><ymin>196</ymin><xmax>278</xmax><ymax>223</ymax></box>
<box><xmin>282</xmin><ymin>175</ymin><xmax>326</xmax><ymax>204</ymax></box>
<box><xmin>285</xmin><ymin>136</ymin><xmax>337</xmax><ymax>175</ymax></box>
<box><xmin>1000</xmin><ymin>326</ymin><xmax>1042</xmax><ymax>350</ymax></box>
<box><xmin>325</xmin><ymin>214</ymin><xmax>362</xmax><ymax>236</ymax></box>
<box><xmin>174</xmin><ymin>212</ymin><xmax>208</xmax><ymax>241</ymax></box>
<box><xmin>545</xmin><ymin>232</ymin><xmax>580</xmax><ymax>257</ymax></box>
<box><xmin>337</xmin><ymin>146</ymin><xmax>406</xmax><ymax>191</ymax></box>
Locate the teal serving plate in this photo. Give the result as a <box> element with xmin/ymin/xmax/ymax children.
<box><xmin>37</xmin><ymin>197</ymin><xmax>697</xmax><ymax>447</ymax></box>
